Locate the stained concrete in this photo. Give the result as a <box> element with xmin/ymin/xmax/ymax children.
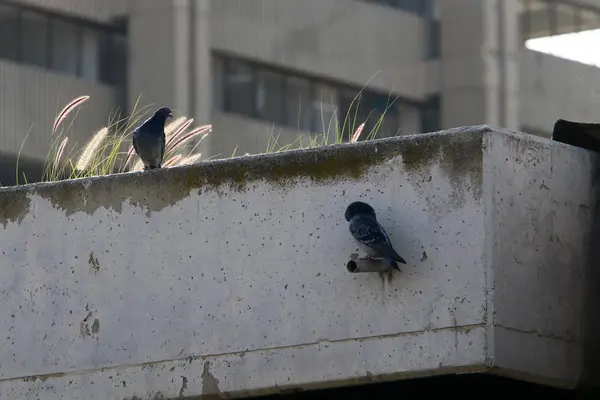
<box><xmin>0</xmin><ymin>126</ymin><xmax>597</xmax><ymax>399</ymax></box>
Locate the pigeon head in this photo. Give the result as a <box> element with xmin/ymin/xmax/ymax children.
<box><xmin>345</xmin><ymin>201</ymin><xmax>376</xmax><ymax>222</ymax></box>
<box><xmin>153</xmin><ymin>107</ymin><xmax>173</xmax><ymax>121</ymax></box>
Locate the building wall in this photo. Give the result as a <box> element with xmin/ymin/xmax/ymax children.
<box><xmin>520</xmin><ymin>49</ymin><xmax>600</xmax><ymax>137</ymax></box>
<box><xmin>211</xmin><ymin>0</ymin><xmax>431</xmax><ymax>101</ymax></box>
<box><xmin>0</xmin><ymin>60</ymin><xmax>116</xmax><ymax>161</ymax></box>
<box><xmin>10</xmin><ymin>0</ymin><xmax>127</xmax><ymax>21</ymax></box>
<box><xmin>127</xmin><ymin>0</ymin><xmax>211</xmax><ymax>124</ymax></box>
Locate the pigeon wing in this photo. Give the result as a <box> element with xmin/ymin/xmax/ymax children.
<box><xmin>132</xmin><ymin>127</ymin><xmax>140</xmax><ymax>156</ymax></box>
<box><xmin>350</xmin><ymin>216</ymin><xmax>405</xmax><ymax>263</ymax></box>
<box><xmin>160</xmin><ymin>131</ymin><xmax>166</xmax><ymax>165</ymax></box>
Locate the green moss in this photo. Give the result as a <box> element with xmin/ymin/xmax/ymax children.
<box><xmin>401</xmin><ymin>136</ymin><xmax>443</xmax><ymax>175</ymax></box>
<box><xmin>35</xmin><ymin>182</ymin><xmax>88</xmax><ymax>215</ymax></box>
<box><xmin>400</xmin><ymin>132</ymin><xmax>484</xmax><ymax>206</ymax></box>
<box><xmin>0</xmin><ymin>189</ymin><xmax>31</xmax><ymax>227</ymax></box>
<box><xmin>165</xmin><ymin>141</ymin><xmax>395</xmax><ymax>197</ymax></box>
<box><xmin>25</xmin><ymin>129</ymin><xmax>485</xmax><ymax>216</ymax></box>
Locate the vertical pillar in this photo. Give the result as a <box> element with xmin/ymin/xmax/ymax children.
<box><xmin>439</xmin><ymin>0</ymin><xmax>520</xmax><ymax>130</ymax></box>
<box><xmin>127</xmin><ymin>0</ymin><xmax>210</xmax><ymax>125</ymax></box>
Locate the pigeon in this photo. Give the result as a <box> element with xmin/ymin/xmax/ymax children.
<box><xmin>132</xmin><ymin>106</ymin><xmax>173</xmax><ymax>170</ymax></box>
<box><xmin>344</xmin><ymin>201</ymin><xmax>406</xmax><ymax>271</ymax></box>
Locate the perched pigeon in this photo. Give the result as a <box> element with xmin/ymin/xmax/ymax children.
<box><xmin>132</xmin><ymin>106</ymin><xmax>173</xmax><ymax>170</ymax></box>
<box><xmin>344</xmin><ymin>201</ymin><xmax>406</xmax><ymax>271</ymax></box>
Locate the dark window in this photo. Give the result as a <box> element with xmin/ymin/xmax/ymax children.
<box><xmin>372</xmin><ymin>104</ymin><xmax>400</xmax><ymax>138</ymax></box>
<box><xmin>99</xmin><ymin>28</ymin><xmax>127</xmax><ymax>86</ymax></box>
<box><xmin>81</xmin><ymin>27</ymin><xmax>100</xmax><ymax>81</ymax></box>
<box><xmin>223</xmin><ymin>60</ymin><xmax>256</xmax><ymax>116</ymax></box>
<box><xmin>213</xmin><ymin>54</ymin><xmax>423</xmax><ymax>137</ymax></box>
<box><xmin>256</xmin><ymin>69</ymin><xmax>284</xmax><ymax>124</ymax></box>
<box><xmin>212</xmin><ymin>57</ymin><xmax>224</xmax><ymax>110</ymax></box>
<box><xmin>51</xmin><ymin>19</ymin><xmax>80</xmax><ymax>75</ymax></box>
<box><xmin>421</xmin><ymin>95</ymin><xmax>441</xmax><ymax>133</ymax></box>
<box><xmin>312</xmin><ymin>84</ymin><xmax>338</xmax><ymax>134</ymax></box>
<box><xmin>340</xmin><ymin>90</ymin><xmax>399</xmax><ymax>140</ymax></box>
<box><xmin>21</xmin><ymin>11</ymin><xmax>49</xmax><ymax>68</ymax></box>
<box><xmin>362</xmin><ymin>0</ymin><xmax>433</xmax><ymax>17</ymax></box>
<box><xmin>426</xmin><ymin>20</ymin><xmax>440</xmax><ymax>59</ymax></box>
<box><xmin>103</xmin><ymin>26</ymin><xmax>127</xmax><ymax>108</ymax></box>
<box><xmin>0</xmin><ymin>3</ymin><xmax>125</xmax><ymax>85</ymax></box>
<box><xmin>522</xmin><ymin>0</ymin><xmax>600</xmax><ymax>40</ymax></box>
<box><xmin>0</xmin><ymin>5</ymin><xmax>20</xmax><ymax>60</ymax></box>
<box><xmin>285</xmin><ymin>76</ymin><xmax>312</xmax><ymax>131</ymax></box>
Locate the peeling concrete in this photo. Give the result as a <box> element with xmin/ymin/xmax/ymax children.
<box><xmin>0</xmin><ymin>126</ymin><xmax>597</xmax><ymax>398</ymax></box>
<box><xmin>89</xmin><ymin>252</ymin><xmax>100</xmax><ymax>274</ymax></box>
<box><xmin>201</xmin><ymin>362</ymin><xmax>220</xmax><ymax>398</ymax></box>
<box><xmin>92</xmin><ymin>319</ymin><xmax>100</xmax><ymax>334</ymax></box>
<box><xmin>0</xmin><ymin>190</ymin><xmax>30</xmax><ymax>227</ymax></box>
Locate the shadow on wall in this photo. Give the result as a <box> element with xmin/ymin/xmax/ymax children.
<box><xmin>580</xmin><ymin>152</ymin><xmax>600</xmax><ymax>395</ymax></box>
<box><xmin>551</xmin><ymin>119</ymin><xmax>600</xmax><ymax>394</ymax></box>
<box><xmin>0</xmin><ymin>153</ymin><xmax>44</xmax><ymax>186</ymax></box>
<box><xmin>250</xmin><ymin>374</ymin><xmax>591</xmax><ymax>399</ymax></box>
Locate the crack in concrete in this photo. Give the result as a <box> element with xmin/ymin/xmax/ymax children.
<box><xmin>1</xmin><ymin>323</ymin><xmax>487</xmax><ymax>384</ymax></box>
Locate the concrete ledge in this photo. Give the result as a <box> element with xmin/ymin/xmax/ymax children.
<box><xmin>0</xmin><ymin>126</ymin><xmax>598</xmax><ymax>399</ymax></box>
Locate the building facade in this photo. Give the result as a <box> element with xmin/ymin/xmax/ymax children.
<box><xmin>1</xmin><ymin>0</ymin><xmax>600</xmax><ymax>184</ymax></box>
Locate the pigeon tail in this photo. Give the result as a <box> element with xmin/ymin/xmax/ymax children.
<box><xmin>384</xmin><ymin>257</ymin><xmax>402</xmax><ymax>272</ymax></box>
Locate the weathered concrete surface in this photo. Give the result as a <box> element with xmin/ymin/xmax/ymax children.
<box><xmin>0</xmin><ymin>126</ymin><xmax>597</xmax><ymax>399</ymax></box>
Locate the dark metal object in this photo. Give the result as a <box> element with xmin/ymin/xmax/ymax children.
<box><xmin>552</xmin><ymin>119</ymin><xmax>600</xmax><ymax>153</ymax></box>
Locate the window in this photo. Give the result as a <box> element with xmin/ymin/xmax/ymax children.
<box><xmin>213</xmin><ymin>54</ymin><xmax>431</xmax><ymax>138</ymax></box>
<box><xmin>0</xmin><ymin>6</ymin><xmax>20</xmax><ymax>60</ymax></box>
<box><xmin>339</xmin><ymin>90</ymin><xmax>399</xmax><ymax>140</ymax></box>
<box><xmin>256</xmin><ymin>69</ymin><xmax>284</xmax><ymax>124</ymax></box>
<box><xmin>0</xmin><ymin>3</ymin><xmax>125</xmax><ymax>85</ymax></box>
<box><xmin>426</xmin><ymin>20</ymin><xmax>440</xmax><ymax>59</ymax></box>
<box><xmin>212</xmin><ymin>57</ymin><xmax>224</xmax><ymax>111</ymax></box>
<box><xmin>421</xmin><ymin>95</ymin><xmax>441</xmax><ymax>133</ymax></box>
<box><xmin>224</xmin><ymin>60</ymin><xmax>256</xmax><ymax>116</ymax></box>
<box><xmin>522</xmin><ymin>0</ymin><xmax>600</xmax><ymax>40</ymax></box>
<box><xmin>21</xmin><ymin>11</ymin><xmax>49</xmax><ymax>68</ymax></box>
<box><xmin>361</xmin><ymin>0</ymin><xmax>434</xmax><ymax>17</ymax></box>
<box><xmin>99</xmin><ymin>27</ymin><xmax>127</xmax><ymax>86</ymax></box>
<box><xmin>81</xmin><ymin>27</ymin><xmax>100</xmax><ymax>81</ymax></box>
<box><xmin>285</xmin><ymin>77</ymin><xmax>312</xmax><ymax>131</ymax></box>
<box><xmin>312</xmin><ymin>84</ymin><xmax>338</xmax><ymax>134</ymax></box>
<box><xmin>523</xmin><ymin>1</ymin><xmax>600</xmax><ymax>67</ymax></box>
<box><xmin>51</xmin><ymin>19</ymin><xmax>80</xmax><ymax>75</ymax></box>
<box><xmin>370</xmin><ymin>100</ymin><xmax>400</xmax><ymax>138</ymax></box>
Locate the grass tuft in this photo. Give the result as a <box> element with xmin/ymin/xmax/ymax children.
<box><xmin>17</xmin><ymin>86</ymin><xmax>396</xmax><ymax>185</ymax></box>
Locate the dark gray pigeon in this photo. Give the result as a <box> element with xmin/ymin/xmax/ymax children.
<box><xmin>344</xmin><ymin>201</ymin><xmax>406</xmax><ymax>271</ymax></box>
<box><xmin>132</xmin><ymin>106</ymin><xmax>173</xmax><ymax>170</ymax></box>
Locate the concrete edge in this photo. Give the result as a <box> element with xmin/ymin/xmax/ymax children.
<box><xmin>0</xmin><ymin>124</ymin><xmax>494</xmax><ymax>224</ymax></box>
<box><xmin>0</xmin><ymin>125</ymin><xmax>492</xmax><ymax>193</ymax></box>
<box><xmin>0</xmin><ymin>325</ymin><xmax>488</xmax><ymax>399</ymax></box>
<box><xmin>2</xmin><ymin>124</ymin><xmax>591</xmax><ymax>197</ymax></box>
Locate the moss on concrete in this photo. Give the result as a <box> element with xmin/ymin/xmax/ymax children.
<box><xmin>0</xmin><ymin>126</ymin><xmax>488</xmax><ymax>218</ymax></box>
<box><xmin>0</xmin><ymin>189</ymin><xmax>31</xmax><ymax>227</ymax></box>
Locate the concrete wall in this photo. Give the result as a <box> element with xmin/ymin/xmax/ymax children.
<box><xmin>485</xmin><ymin>129</ymin><xmax>600</xmax><ymax>386</ymax></box>
<box><xmin>520</xmin><ymin>49</ymin><xmax>600</xmax><ymax>137</ymax></box>
<box><xmin>0</xmin><ymin>60</ymin><xmax>116</xmax><ymax>162</ymax></box>
<box><xmin>0</xmin><ymin>126</ymin><xmax>598</xmax><ymax>399</ymax></box>
<box><xmin>440</xmin><ymin>0</ymin><xmax>520</xmax><ymax>131</ymax></box>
